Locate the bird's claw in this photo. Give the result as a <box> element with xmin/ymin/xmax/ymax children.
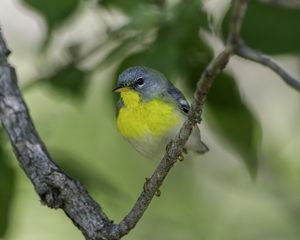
<box><xmin>155</xmin><ymin>189</ymin><xmax>161</xmax><ymax>197</ymax></box>
<box><xmin>178</xmin><ymin>152</ymin><xmax>185</xmax><ymax>162</ymax></box>
<box><xmin>177</xmin><ymin>147</ymin><xmax>188</xmax><ymax>162</ymax></box>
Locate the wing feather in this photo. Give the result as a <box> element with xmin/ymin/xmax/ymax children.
<box><xmin>163</xmin><ymin>86</ymin><xmax>190</xmax><ymax>116</ymax></box>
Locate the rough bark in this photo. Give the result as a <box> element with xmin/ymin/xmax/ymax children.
<box><xmin>0</xmin><ymin>0</ymin><xmax>299</xmax><ymax>239</ymax></box>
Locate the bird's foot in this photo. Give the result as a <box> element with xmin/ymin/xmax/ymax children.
<box><xmin>178</xmin><ymin>152</ymin><xmax>185</xmax><ymax>162</ymax></box>
<box><xmin>155</xmin><ymin>189</ymin><xmax>161</xmax><ymax>197</ymax></box>
<box><xmin>177</xmin><ymin>147</ymin><xmax>188</xmax><ymax>162</ymax></box>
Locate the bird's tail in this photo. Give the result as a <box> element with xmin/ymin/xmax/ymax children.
<box><xmin>186</xmin><ymin>126</ymin><xmax>209</xmax><ymax>154</ymax></box>
<box><xmin>195</xmin><ymin>141</ymin><xmax>209</xmax><ymax>154</ymax></box>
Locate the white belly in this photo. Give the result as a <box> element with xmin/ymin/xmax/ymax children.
<box><xmin>127</xmin><ymin>126</ymin><xmax>179</xmax><ymax>159</ymax></box>
<box><xmin>126</xmin><ymin>123</ymin><xmax>208</xmax><ymax>159</ymax></box>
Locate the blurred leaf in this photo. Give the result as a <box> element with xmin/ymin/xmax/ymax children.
<box><xmin>0</xmin><ymin>132</ymin><xmax>16</xmax><ymax>238</ymax></box>
<box><xmin>98</xmin><ymin>0</ymin><xmax>166</xmax><ymax>16</ymax></box>
<box><xmin>109</xmin><ymin>0</ymin><xmax>211</xmax><ymax>83</ymax></box>
<box><xmin>121</xmin><ymin>5</ymin><xmax>161</xmax><ymax>32</ymax></box>
<box><xmin>99</xmin><ymin>35</ymin><xmax>142</xmax><ymax>70</ymax></box>
<box><xmin>206</xmin><ymin>73</ymin><xmax>261</xmax><ymax>177</ymax></box>
<box><xmin>109</xmin><ymin>0</ymin><xmax>212</xmax><ymax>111</ymax></box>
<box><xmin>98</xmin><ymin>0</ymin><xmax>142</xmax><ymax>13</ymax></box>
<box><xmin>222</xmin><ymin>0</ymin><xmax>300</xmax><ymax>54</ymax></box>
<box><xmin>182</xmin><ymin>40</ymin><xmax>213</xmax><ymax>92</ymax></box>
<box><xmin>106</xmin><ymin>0</ymin><xmax>209</xmax><ymax>35</ymax></box>
<box><xmin>96</xmin><ymin>6</ymin><xmax>160</xmax><ymax>71</ymax></box>
<box><xmin>170</xmin><ymin>0</ymin><xmax>209</xmax><ymax>31</ymax></box>
<box><xmin>44</xmin><ymin>65</ymin><xmax>89</xmax><ymax>99</ymax></box>
<box><xmin>22</xmin><ymin>0</ymin><xmax>80</xmax><ymax>38</ymax></box>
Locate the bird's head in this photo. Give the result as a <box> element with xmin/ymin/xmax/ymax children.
<box><xmin>113</xmin><ymin>66</ymin><xmax>170</xmax><ymax>100</ymax></box>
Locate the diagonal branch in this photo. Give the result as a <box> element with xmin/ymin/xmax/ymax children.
<box><xmin>0</xmin><ymin>29</ymin><xmax>113</xmax><ymax>240</ymax></box>
<box><xmin>235</xmin><ymin>43</ymin><xmax>300</xmax><ymax>91</ymax></box>
<box><xmin>229</xmin><ymin>0</ymin><xmax>300</xmax><ymax>92</ymax></box>
<box><xmin>0</xmin><ymin>26</ymin><xmax>232</xmax><ymax>240</ymax></box>
<box><xmin>109</xmin><ymin>48</ymin><xmax>232</xmax><ymax>239</ymax></box>
<box><xmin>228</xmin><ymin>0</ymin><xmax>250</xmax><ymax>44</ymax></box>
<box><xmin>3</xmin><ymin>0</ymin><xmax>297</xmax><ymax>239</ymax></box>
<box><xmin>0</xmin><ymin>25</ymin><xmax>233</xmax><ymax>240</ymax></box>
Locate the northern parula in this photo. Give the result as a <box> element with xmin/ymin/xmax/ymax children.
<box><xmin>113</xmin><ymin>66</ymin><xmax>208</xmax><ymax>159</ymax></box>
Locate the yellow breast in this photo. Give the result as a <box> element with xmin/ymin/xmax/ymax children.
<box><xmin>117</xmin><ymin>90</ymin><xmax>181</xmax><ymax>139</ymax></box>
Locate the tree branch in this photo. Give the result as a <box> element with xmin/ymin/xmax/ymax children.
<box><xmin>229</xmin><ymin>0</ymin><xmax>300</xmax><ymax>92</ymax></box>
<box><xmin>0</xmin><ymin>29</ymin><xmax>113</xmax><ymax>240</ymax></box>
<box><xmin>228</xmin><ymin>0</ymin><xmax>249</xmax><ymax>44</ymax></box>
<box><xmin>1</xmin><ymin>0</ymin><xmax>298</xmax><ymax>239</ymax></box>
<box><xmin>109</xmin><ymin>48</ymin><xmax>232</xmax><ymax>239</ymax></box>
<box><xmin>0</xmin><ymin>26</ymin><xmax>232</xmax><ymax>239</ymax></box>
<box><xmin>0</xmin><ymin>24</ymin><xmax>232</xmax><ymax>240</ymax></box>
<box><xmin>235</xmin><ymin>43</ymin><xmax>300</xmax><ymax>91</ymax></box>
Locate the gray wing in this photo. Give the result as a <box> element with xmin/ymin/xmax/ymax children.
<box><xmin>162</xmin><ymin>86</ymin><xmax>190</xmax><ymax>116</ymax></box>
<box><xmin>162</xmin><ymin>85</ymin><xmax>209</xmax><ymax>154</ymax></box>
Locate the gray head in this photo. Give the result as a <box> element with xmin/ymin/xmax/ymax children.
<box><xmin>113</xmin><ymin>66</ymin><xmax>171</xmax><ymax>100</ymax></box>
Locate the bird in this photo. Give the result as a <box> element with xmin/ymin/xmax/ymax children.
<box><xmin>113</xmin><ymin>66</ymin><xmax>208</xmax><ymax>160</ymax></box>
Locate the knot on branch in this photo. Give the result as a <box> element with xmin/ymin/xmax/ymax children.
<box><xmin>39</xmin><ymin>170</ymin><xmax>69</xmax><ymax>209</ymax></box>
<box><xmin>228</xmin><ymin>35</ymin><xmax>244</xmax><ymax>50</ymax></box>
<box><xmin>40</xmin><ymin>185</ymin><xmax>65</xmax><ymax>209</ymax></box>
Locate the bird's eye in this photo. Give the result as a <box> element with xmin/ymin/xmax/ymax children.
<box><xmin>136</xmin><ymin>78</ymin><xmax>144</xmax><ymax>86</ymax></box>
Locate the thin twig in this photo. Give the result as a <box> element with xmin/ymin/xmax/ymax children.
<box><xmin>228</xmin><ymin>0</ymin><xmax>250</xmax><ymax>45</ymax></box>
<box><xmin>2</xmin><ymin>0</ymin><xmax>298</xmax><ymax>239</ymax></box>
<box><xmin>229</xmin><ymin>0</ymin><xmax>300</xmax><ymax>92</ymax></box>
<box><xmin>0</xmin><ymin>26</ymin><xmax>232</xmax><ymax>240</ymax></box>
<box><xmin>109</xmin><ymin>48</ymin><xmax>232</xmax><ymax>239</ymax></box>
<box><xmin>235</xmin><ymin>43</ymin><xmax>300</xmax><ymax>91</ymax></box>
<box><xmin>0</xmin><ymin>0</ymin><xmax>238</xmax><ymax>239</ymax></box>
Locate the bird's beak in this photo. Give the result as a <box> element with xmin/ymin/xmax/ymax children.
<box><xmin>112</xmin><ymin>85</ymin><xmax>130</xmax><ymax>92</ymax></box>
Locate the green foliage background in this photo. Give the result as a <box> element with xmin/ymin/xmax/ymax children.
<box><xmin>0</xmin><ymin>0</ymin><xmax>300</xmax><ymax>239</ymax></box>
